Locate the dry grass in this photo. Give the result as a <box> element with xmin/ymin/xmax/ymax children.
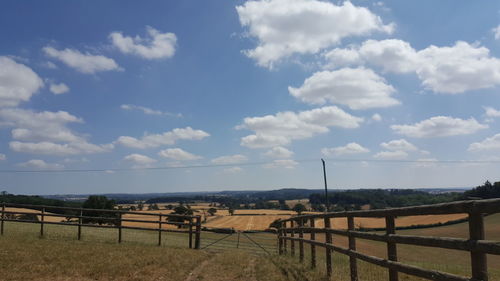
<box><xmin>1</xmin><ymin>214</ymin><xmax>500</xmax><ymax>281</ymax></box>
<box><xmin>4</xmin><ymin>207</ymin><xmax>63</xmax><ymax>223</ymax></box>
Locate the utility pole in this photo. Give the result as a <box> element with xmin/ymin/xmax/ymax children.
<box><xmin>321</xmin><ymin>159</ymin><xmax>329</xmax><ymax>212</ymax></box>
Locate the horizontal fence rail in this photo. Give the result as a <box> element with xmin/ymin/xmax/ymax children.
<box><xmin>277</xmin><ymin>198</ymin><xmax>500</xmax><ymax>281</ymax></box>
<box><xmin>0</xmin><ymin>202</ymin><xmax>201</xmax><ymax>249</ymax></box>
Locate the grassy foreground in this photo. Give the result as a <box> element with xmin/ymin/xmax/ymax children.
<box><xmin>1</xmin><ymin>215</ymin><xmax>499</xmax><ymax>281</ymax></box>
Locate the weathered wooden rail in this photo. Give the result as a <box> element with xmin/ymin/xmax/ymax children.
<box><xmin>277</xmin><ymin>199</ymin><xmax>500</xmax><ymax>281</ymax></box>
<box><xmin>0</xmin><ymin>202</ymin><xmax>201</xmax><ymax>249</ymax></box>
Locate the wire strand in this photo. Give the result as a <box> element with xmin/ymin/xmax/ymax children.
<box><xmin>0</xmin><ymin>157</ymin><xmax>499</xmax><ymax>174</ymax></box>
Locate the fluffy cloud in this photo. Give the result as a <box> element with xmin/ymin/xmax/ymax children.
<box><xmin>123</xmin><ymin>153</ymin><xmax>157</xmax><ymax>166</ymax></box>
<box><xmin>211</xmin><ymin>154</ymin><xmax>248</xmax><ymax>164</ymax></box>
<box><xmin>263</xmin><ymin>159</ymin><xmax>298</xmax><ymax>169</ymax></box>
<box><xmin>0</xmin><ymin>108</ymin><xmax>113</xmax><ymax>156</ymax></box>
<box><xmin>0</xmin><ymin>57</ymin><xmax>44</xmax><ymax>107</ymax></box>
<box><xmin>324</xmin><ymin>40</ymin><xmax>500</xmax><ymax>94</ymax></box>
<box><xmin>417</xmin><ymin>41</ymin><xmax>500</xmax><ymax>94</ymax></box>
<box><xmin>484</xmin><ymin>106</ymin><xmax>500</xmax><ymax>118</ymax></box>
<box><xmin>9</xmin><ymin>141</ymin><xmax>112</xmax><ymax>156</ymax></box>
<box><xmin>323</xmin><ymin>48</ymin><xmax>361</xmax><ymax>69</ymax></box>
<box><xmin>289</xmin><ymin>68</ymin><xmax>399</xmax><ymax>110</ymax></box>
<box><xmin>380</xmin><ymin>139</ymin><xmax>417</xmax><ymax>151</ymax></box>
<box><xmin>468</xmin><ymin>133</ymin><xmax>500</xmax><ymax>152</ymax></box>
<box><xmin>0</xmin><ymin>153</ymin><xmax>5</xmax><ymax>160</ymax></box>
<box><xmin>238</xmin><ymin>106</ymin><xmax>363</xmax><ymax>148</ymax></box>
<box><xmin>264</xmin><ymin>146</ymin><xmax>294</xmax><ymax>159</ymax></box>
<box><xmin>391</xmin><ymin>116</ymin><xmax>487</xmax><ymax>138</ymax></box>
<box><xmin>322</xmin><ymin>142</ymin><xmax>369</xmax><ymax>156</ymax></box>
<box><xmin>110</xmin><ymin>26</ymin><xmax>177</xmax><ymax>59</ymax></box>
<box><xmin>120</xmin><ymin>104</ymin><xmax>182</xmax><ymax>117</ymax></box>
<box><xmin>372</xmin><ymin>113</ymin><xmax>382</xmax><ymax>121</ymax></box>
<box><xmin>49</xmin><ymin>83</ymin><xmax>69</xmax><ymax>95</ymax></box>
<box><xmin>116</xmin><ymin>127</ymin><xmax>209</xmax><ymax>149</ymax></box>
<box><xmin>223</xmin><ymin>167</ymin><xmax>243</xmax><ymax>173</ymax></box>
<box><xmin>43</xmin><ymin>46</ymin><xmax>121</xmax><ymax>74</ymax></box>
<box><xmin>493</xmin><ymin>25</ymin><xmax>500</xmax><ymax>40</ymax></box>
<box><xmin>18</xmin><ymin>159</ymin><xmax>64</xmax><ymax>170</ymax></box>
<box><xmin>158</xmin><ymin>148</ymin><xmax>202</xmax><ymax>161</ymax></box>
<box><xmin>236</xmin><ymin>0</ymin><xmax>393</xmax><ymax>68</ymax></box>
<box><xmin>373</xmin><ymin>150</ymin><xmax>408</xmax><ymax>160</ymax></box>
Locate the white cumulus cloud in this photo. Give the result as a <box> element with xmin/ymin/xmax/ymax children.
<box><xmin>264</xmin><ymin>146</ymin><xmax>294</xmax><ymax>159</ymax></box>
<box><xmin>18</xmin><ymin>159</ymin><xmax>64</xmax><ymax>170</ymax></box>
<box><xmin>123</xmin><ymin>153</ymin><xmax>157</xmax><ymax>167</ymax></box>
<box><xmin>43</xmin><ymin>46</ymin><xmax>121</xmax><ymax>74</ymax></box>
<box><xmin>321</xmin><ymin>142</ymin><xmax>369</xmax><ymax>156</ymax></box>
<box><xmin>49</xmin><ymin>82</ymin><xmax>69</xmax><ymax>95</ymax></box>
<box><xmin>110</xmin><ymin>26</ymin><xmax>177</xmax><ymax>60</ymax></box>
<box><xmin>263</xmin><ymin>159</ymin><xmax>298</xmax><ymax>169</ymax></box>
<box><xmin>372</xmin><ymin>113</ymin><xmax>382</xmax><ymax>121</ymax></box>
<box><xmin>223</xmin><ymin>167</ymin><xmax>243</xmax><ymax>173</ymax></box>
<box><xmin>211</xmin><ymin>154</ymin><xmax>248</xmax><ymax>164</ymax></box>
<box><xmin>289</xmin><ymin>68</ymin><xmax>399</xmax><ymax>110</ymax></box>
<box><xmin>484</xmin><ymin>106</ymin><xmax>500</xmax><ymax>118</ymax></box>
<box><xmin>373</xmin><ymin>150</ymin><xmax>408</xmax><ymax>160</ymax></box>
<box><xmin>468</xmin><ymin>133</ymin><xmax>500</xmax><ymax>152</ymax></box>
<box><xmin>0</xmin><ymin>57</ymin><xmax>44</xmax><ymax>107</ymax></box>
<box><xmin>493</xmin><ymin>25</ymin><xmax>500</xmax><ymax>40</ymax></box>
<box><xmin>324</xmin><ymin>40</ymin><xmax>500</xmax><ymax>94</ymax></box>
<box><xmin>0</xmin><ymin>153</ymin><xmax>5</xmax><ymax>161</ymax></box>
<box><xmin>238</xmin><ymin>106</ymin><xmax>363</xmax><ymax>148</ymax></box>
<box><xmin>121</xmin><ymin>104</ymin><xmax>182</xmax><ymax>117</ymax></box>
<box><xmin>0</xmin><ymin>108</ymin><xmax>112</xmax><ymax>156</ymax></box>
<box><xmin>158</xmin><ymin>148</ymin><xmax>202</xmax><ymax>161</ymax></box>
<box><xmin>391</xmin><ymin>116</ymin><xmax>488</xmax><ymax>138</ymax></box>
<box><xmin>380</xmin><ymin>139</ymin><xmax>417</xmax><ymax>151</ymax></box>
<box><xmin>236</xmin><ymin>0</ymin><xmax>393</xmax><ymax>68</ymax></box>
<box><xmin>116</xmin><ymin>127</ymin><xmax>209</xmax><ymax>149</ymax></box>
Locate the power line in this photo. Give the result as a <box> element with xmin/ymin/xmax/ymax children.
<box><xmin>0</xmin><ymin>157</ymin><xmax>499</xmax><ymax>174</ymax></box>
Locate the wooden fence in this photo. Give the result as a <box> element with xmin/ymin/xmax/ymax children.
<box><xmin>277</xmin><ymin>198</ymin><xmax>500</xmax><ymax>281</ymax></box>
<box><xmin>0</xmin><ymin>202</ymin><xmax>201</xmax><ymax>249</ymax></box>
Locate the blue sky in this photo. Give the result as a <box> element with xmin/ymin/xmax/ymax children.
<box><xmin>2</xmin><ymin>0</ymin><xmax>500</xmax><ymax>195</ymax></box>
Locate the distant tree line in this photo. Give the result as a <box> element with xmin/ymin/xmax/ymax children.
<box><xmin>0</xmin><ymin>192</ymin><xmax>82</xmax><ymax>215</ymax></box>
<box><xmin>463</xmin><ymin>181</ymin><xmax>500</xmax><ymax>199</ymax></box>
<box><xmin>309</xmin><ymin>189</ymin><xmax>461</xmax><ymax>211</ymax></box>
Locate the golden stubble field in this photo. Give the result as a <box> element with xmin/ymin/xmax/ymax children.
<box><xmin>6</xmin><ymin>205</ymin><xmax>468</xmax><ymax>232</ymax></box>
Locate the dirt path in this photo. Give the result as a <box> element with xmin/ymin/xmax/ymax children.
<box><xmin>185</xmin><ymin>254</ymin><xmax>217</xmax><ymax>281</ymax></box>
<box><xmin>243</xmin><ymin>258</ymin><xmax>257</xmax><ymax>281</ymax></box>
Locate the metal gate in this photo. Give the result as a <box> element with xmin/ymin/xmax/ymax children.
<box><xmin>200</xmin><ymin>228</ymin><xmax>277</xmax><ymax>254</ymax></box>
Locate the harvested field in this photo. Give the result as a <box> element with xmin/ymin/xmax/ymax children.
<box><xmin>204</xmin><ymin>213</ymin><xmax>467</xmax><ymax>231</ymax></box>
<box><xmin>311</xmin><ymin>213</ymin><xmax>468</xmax><ymax>229</ymax></box>
<box><xmin>4</xmin><ymin>207</ymin><xmax>62</xmax><ymax>223</ymax></box>
<box><xmin>203</xmin><ymin>215</ymin><xmax>289</xmax><ymax>231</ymax></box>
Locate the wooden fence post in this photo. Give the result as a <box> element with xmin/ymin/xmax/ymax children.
<box><xmin>283</xmin><ymin>221</ymin><xmax>287</xmax><ymax>254</ymax></box>
<box><xmin>189</xmin><ymin>218</ymin><xmax>193</xmax><ymax>249</ymax></box>
<box><xmin>324</xmin><ymin>217</ymin><xmax>332</xmax><ymax>278</ymax></box>
<box><xmin>299</xmin><ymin>218</ymin><xmax>304</xmax><ymax>262</ymax></box>
<box><xmin>386</xmin><ymin>216</ymin><xmax>398</xmax><ymax>281</ymax></box>
<box><xmin>310</xmin><ymin>218</ymin><xmax>316</xmax><ymax>269</ymax></box>
<box><xmin>195</xmin><ymin>216</ymin><xmax>201</xmax><ymax>250</ymax></box>
<box><xmin>158</xmin><ymin>214</ymin><xmax>162</xmax><ymax>246</ymax></box>
<box><xmin>347</xmin><ymin>216</ymin><xmax>358</xmax><ymax>281</ymax></box>
<box><xmin>77</xmin><ymin>209</ymin><xmax>82</xmax><ymax>240</ymax></box>
<box><xmin>118</xmin><ymin>212</ymin><xmax>122</xmax><ymax>243</ymax></box>
<box><xmin>278</xmin><ymin>221</ymin><xmax>283</xmax><ymax>255</ymax></box>
<box><xmin>1</xmin><ymin>203</ymin><xmax>5</xmax><ymax>235</ymax></box>
<box><xmin>290</xmin><ymin>220</ymin><xmax>295</xmax><ymax>257</ymax></box>
<box><xmin>40</xmin><ymin>207</ymin><xmax>45</xmax><ymax>237</ymax></box>
<box><xmin>469</xmin><ymin>212</ymin><xmax>488</xmax><ymax>281</ymax></box>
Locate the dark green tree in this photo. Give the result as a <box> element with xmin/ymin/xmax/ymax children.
<box><xmin>292</xmin><ymin>203</ymin><xmax>307</xmax><ymax>215</ymax></box>
<box><xmin>207</xmin><ymin>208</ymin><xmax>217</xmax><ymax>216</ymax></box>
<box><xmin>82</xmin><ymin>196</ymin><xmax>117</xmax><ymax>225</ymax></box>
